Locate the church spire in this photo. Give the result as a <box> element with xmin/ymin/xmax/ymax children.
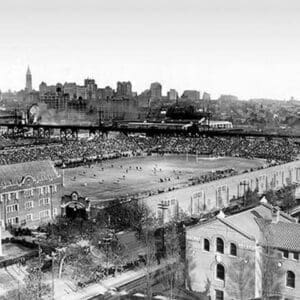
<box><xmin>26</xmin><ymin>66</ymin><xmax>31</xmax><ymax>75</ymax></box>
<box><xmin>26</xmin><ymin>66</ymin><xmax>32</xmax><ymax>92</ymax></box>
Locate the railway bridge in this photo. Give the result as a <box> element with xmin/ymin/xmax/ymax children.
<box><xmin>0</xmin><ymin>122</ymin><xmax>299</xmax><ymax>141</ymax></box>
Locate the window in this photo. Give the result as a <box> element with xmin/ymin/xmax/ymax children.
<box><xmin>42</xmin><ymin>186</ymin><xmax>48</xmax><ymax>195</ymax></box>
<box><xmin>215</xmin><ymin>290</ymin><xmax>224</xmax><ymax>300</ymax></box>
<box><xmin>24</xmin><ymin>189</ymin><xmax>33</xmax><ymax>197</ymax></box>
<box><xmin>44</xmin><ymin>198</ymin><xmax>50</xmax><ymax>205</ymax></box>
<box><xmin>1</xmin><ymin>194</ymin><xmax>8</xmax><ymax>202</ymax></box>
<box><xmin>293</xmin><ymin>252</ymin><xmax>299</xmax><ymax>260</ymax></box>
<box><xmin>52</xmin><ymin>185</ymin><xmax>57</xmax><ymax>193</ymax></box>
<box><xmin>10</xmin><ymin>192</ymin><xmax>16</xmax><ymax>200</ymax></box>
<box><xmin>216</xmin><ymin>264</ymin><xmax>225</xmax><ymax>280</ymax></box>
<box><xmin>36</xmin><ymin>187</ymin><xmax>41</xmax><ymax>195</ymax></box>
<box><xmin>230</xmin><ymin>243</ymin><xmax>237</xmax><ymax>256</ymax></box>
<box><xmin>6</xmin><ymin>204</ymin><xmax>18</xmax><ymax>213</ymax></box>
<box><xmin>53</xmin><ymin>208</ymin><xmax>58</xmax><ymax>216</ymax></box>
<box><xmin>283</xmin><ymin>250</ymin><xmax>289</xmax><ymax>259</ymax></box>
<box><xmin>7</xmin><ymin>217</ymin><xmax>19</xmax><ymax>224</ymax></box>
<box><xmin>26</xmin><ymin>214</ymin><xmax>33</xmax><ymax>221</ymax></box>
<box><xmin>39</xmin><ymin>210</ymin><xmax>50</xmax><ymax>219</ymax></box>
<box><xmin>204</xmin><ymin>238</ymin><xmax>210</xmax><ymax>251</ymax></box>
<box><xmin>286</xmin><ymin>271</ymin><xmax>295</xmax><ymax>288</ymax></box>
<box><xmin>25</xmin><ymin>201</ymin><xmax>33</xmax><ymax>210</ymax></box>
<box><xmin>216</xmin><ymin>238</ymin><xmax>224</xmax><ymax>253</ymax></box>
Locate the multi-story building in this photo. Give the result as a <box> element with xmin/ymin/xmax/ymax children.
<box><xmin>84</xmin><ymin>78</ymin><xmax>97</xmax><ymax>100</ymax></box>
<box><xmin>202</xmin><ymin>92</ymin><xmax>211</xmax><ymax>101</ymax></box>
<box><xmin>76</xmin><ymin>85</ymin><xmax>87</xmax><ymax>100</ymax></box>
<box><xmin>150</xmin><ymin>82</ymin><xmax>162</xmax><ymax>99</ymax></box>
<box><xmin>63</xmin><ymin>82</ymin><xmax>77</xmax><ymax>100</ymax></box>
<box><xmin>99</xmin><ymin>97</ymin><xmax>138</xmax><ymax>121</ymax></box>
<box><xmin>0</xmin><ymin>160</ymin><xmax>63</xmax><ymax>229</ymax></box>
<box><xmin>116</xmin><ymin>81</ymin><xmax>132</xmax><ymax>97</ymax></box>
<box><xmin>25</xmin><ymin>66</ymin><xmax>32</xmax><ymax>93</ymax></box>
<box><xmin>167</xmin><ymin>89</ymin><xmax>178</xmax><ymax>101</ymax></box>
<box><xmin>97</xmin><ymin>86</ymin><xmax>114</xmax><ymax>100</ymax></box>
<box><xmin>182</xmin><ymin>90</ymin><xmax>200</xmax><ymax>101</ymax></box>
<box><xmin>186</xmin><ymin>199</ymin><xmax>300</xmax><ymax>300</ymax></box>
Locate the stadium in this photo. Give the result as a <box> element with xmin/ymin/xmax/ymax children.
<box><xmin>63</xmin><ymin>154</ymin><xmax>267</xmax><ymax>202</ymax></box>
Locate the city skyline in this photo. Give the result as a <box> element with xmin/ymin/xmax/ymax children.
<box><xmin>1</xmin><ymin>0</ymin><xmax>300</xmax><ymax>100</ymax></box>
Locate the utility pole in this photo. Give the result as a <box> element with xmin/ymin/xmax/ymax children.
<box><xmin>240</xmin><ymin>181</ymin><xmax>250</xmax><ymax>207</ymax></box>
<box><xmin>51</xmin><ymin>252</ymin><xmax>55</xmax><ymax>300</ymax></box>
<box><xmin>0</xmin><ymin>220</ymin><xmax>2</xmax><ymax>256</ymax></box>
<box><xmin>157</xmin><ymin>201</ymin><xmax>169</xmax><ymax>258</ymax></box>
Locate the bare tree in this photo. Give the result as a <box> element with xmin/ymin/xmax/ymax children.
<box><xmin>227</xmin><ymin>254</ymin><xmax>255</xmax><ymax>300</ymax></box>
<box><xmin>161</xmin><ymin>221</ymin><xmax>184</xmax><ymax>299</ymax></box>
<box><xmin>23</xmin><ymin>251</ymin><xmax>51</xmax><ymax>300</ymax></box>
<box><xmin>259</xmin><ymin>222</ymin><xmax>284</xmax><ymax>299</ymax></box>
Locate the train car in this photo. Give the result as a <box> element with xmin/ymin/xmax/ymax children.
<box><xmin>125</xmin><ymin>121</ymin><xmax>193</xmax><ymax>131</ymax></box>
<box><xmin>208</xmin><ymin>120</ymin><xmax>233</xmax><ymax>130</ymax></box>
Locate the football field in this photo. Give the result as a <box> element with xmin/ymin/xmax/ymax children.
<box><xmin>63</xmin><ymin>154</ymin><xmax>267</xmax><ymax>202</ymax></box>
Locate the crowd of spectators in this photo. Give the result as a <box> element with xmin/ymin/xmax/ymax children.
<box><xmin>133</xmin><ymin>135</ymin><xmax>299</xmax><ymax>162</ymax></box>
<box><xmin>0</xmin><ymin>134</ymin><xmax>298</xmax><ymax>166</ymax></box>
<box><xmin>0</xmin><ymin>134</ymin><xmax>139</xmax><ymax>165</ymax></box>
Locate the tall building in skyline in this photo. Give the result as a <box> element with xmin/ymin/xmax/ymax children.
<box><xmin>84</xmin><ymin>78</ymin><xmax>97</xmax><ymax>100</ymax></box>
<box><xmin>150</xmin><ymin>82</ymin><xmax>162</xmax><ymax>99</ymax></box>
<box><xmin>182</xmin><ymin>90</ymin><xmax>200</xmax><ymax>101</ymax></box>
<box><xmin>167</xmin><ymin>89</ymin><xmax>178</xmax><ymax>101</ymax></box>
<box><xmin>116</xmin><ymin>81</ymin><xmax>132</xmax><ymax>97</ymax></box>
<box><xmin>25</xmin><ymin>66</ymin><xmax>32</xmax><ymax>93</ymax></box>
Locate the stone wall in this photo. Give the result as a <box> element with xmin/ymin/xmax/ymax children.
<box><xmin>142</xmin><ymin>160</ymin><xmax>300</xmax><ymax>218</ymax></box>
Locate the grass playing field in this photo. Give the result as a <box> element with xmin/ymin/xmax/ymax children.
<box><xmin>62</xmin><ymin>154</ymin><xmax>267</xmax><ymax>202</ymax></box>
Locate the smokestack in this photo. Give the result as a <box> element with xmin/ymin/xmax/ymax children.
<box><xmin>271</xmin><ymin>206</ymin><xmax>280</xmax><ymax>223</ymax></box>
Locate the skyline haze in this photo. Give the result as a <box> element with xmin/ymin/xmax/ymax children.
<box><xmin>1</xmin><ymin>0</ymin><xmax>300</xmax><ymax>100</ymax></box>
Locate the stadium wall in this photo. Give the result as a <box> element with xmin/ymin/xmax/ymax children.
<box><xmin>141</xmin><ymin>160</ymin><xmax>300</xmax><ymax>219</ymax></box>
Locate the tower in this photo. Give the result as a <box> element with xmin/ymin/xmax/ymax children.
<box><xmin>26</xmin><ymin>66</ymin><xmax>32</xmax><ymax>92</ymax></box>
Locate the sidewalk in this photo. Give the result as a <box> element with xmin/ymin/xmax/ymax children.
<box><xmin>50</xmin><ymin>258</ymin><xmax>175</xmax><ymax>300</ymax></box>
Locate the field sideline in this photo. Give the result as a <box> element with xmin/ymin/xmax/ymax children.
<box><xmin>63</xmin><ymin>154</ymin><xmax>266</xmax><ymax>201</ymax></box>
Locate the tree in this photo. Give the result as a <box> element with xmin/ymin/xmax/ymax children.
<box><xmin>137</xmin><ymin>212</ymin><xmax>158</xmax><ymax>300</ymax></box>
<box><xmin>23</xmin><ymin>254</ymin><xmax>51</xmax><ymax>300</ymax></box>
<box><xmin>227</xmin><ymin>254</ymin><xmax>255</xmax><ymax>300</ymax></box>
<box><xmin>259</xmin><ymin>222</ymin><xmax>285</xmax><ymax>299</ymax></box>
<box><xmin>161</xmin><ymin>222</ymin><xmax>185</xmax><ymax>299</ymax></box>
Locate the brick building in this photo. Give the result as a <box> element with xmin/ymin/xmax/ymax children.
<box><xmin>0</xmin><ymin>160</ymin><xmax>63</xmax><ymax>229</ymax></box>
<box><xmin>186</xmin><ymin>200</ymin><xmax>300</xmax><ymax>299</ymax></box>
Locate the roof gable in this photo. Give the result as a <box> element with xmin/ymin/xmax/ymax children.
<box><xmin>0</xmin><ymin>160</ymin><xmax>59</xmax><ymax>187</ymax></box>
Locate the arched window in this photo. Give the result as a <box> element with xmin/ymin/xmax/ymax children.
<box><xmin>204</xmin><ymin>238</ymin><xmax>210</xmax><ymax>251</ymax></box>
<box><xmin>216</xmin><ymin>264</ymin><xmax>225</xmax><ymax>280</ymax></box>
<box><xmin>230</xmin><ymin>243</ymin><xmax>237</xmax><ymax>256</ymax></box>
<box><xmin>286</xmin><ymin>271</ymin><xmax>295</xmax><ymax>288</ymax></box>
<box><xmin>216</xmin><ymin>237</ymin><xmax>224</xmax><ymax>253</ymax></box>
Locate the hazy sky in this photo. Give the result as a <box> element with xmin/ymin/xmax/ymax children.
<box><xmin>1</xmin><ymin>0</ymin><xmax>300</xmax><ymax>99</ymax></box>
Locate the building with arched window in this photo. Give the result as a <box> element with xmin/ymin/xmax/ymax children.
<box><xmin>186</xmin><ymin>201</ymin><xmax>300</xmax><ymax>299</ymax></box>
<box><xmin>216</xmin><ymin>237</ymin><xmax>224</xmax><ymax>253</ymax></box>
<box><xmin>0</xmin><ymin>160</ymin><xmax>62</xmax><ymax>229</ymax></box>
<box><xmin>286</xmin><ymin>271</ymin><xmax>295</xmax><ymax>288</ymax></box>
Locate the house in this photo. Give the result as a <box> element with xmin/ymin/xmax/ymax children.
<box><xmin>186</xmin><ymin>199</ymin><xmax>300</xmax><ymax>300</ymax></box>
<box><xmin>0</xmin><ymin>160</ymin><xmax>63</xmax><ymax>228</ymax></box>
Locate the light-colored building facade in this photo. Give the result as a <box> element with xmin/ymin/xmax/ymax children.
<box><xmin>141</xmin><ymin>160</ymin><xmax>300</xmax><ymax>220</ymax></box>
<box><xmin>150</xmin><ymin>82</ymin><xmax>162</xmax><ymax>99</ymax></box>
<box><xmin>186</xmin><ymin>202</ymin><xmax>300</xmax><ymax>299</ymax></box>
<box><xmin>167</xmin><ymin>89</ymin><xmax>178</xmax><ymax>101</ymax></box>
<box><xmin>182</xmin><ymin>90</ymin><xmax>200</xmax><ymax>101</ymax></box>
<box><xmin>0</xmin><ymin>160</ymin><xmax>63</xmax><ymax>229</ymax></box>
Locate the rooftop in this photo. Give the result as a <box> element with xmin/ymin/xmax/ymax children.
<box><xmin>187</xmin><ymin>201</ymin><xmax>300</xmax><ymax>252</ymax></box>
<box><xmin>0</xmin><ymin>160</ymin><xmax>59</xmax><ymax>187</ymax></box>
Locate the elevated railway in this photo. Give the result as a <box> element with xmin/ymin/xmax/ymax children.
<box><xmin>0</xmin><ymin>122</ymin><xmax>299</xmax><ymax>140</ymax></box>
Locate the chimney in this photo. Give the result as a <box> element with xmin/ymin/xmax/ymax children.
<box><xmin>271</xmin><ymin>206</ymin><xmax>280</xmax><ymax>223</ymax></box>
